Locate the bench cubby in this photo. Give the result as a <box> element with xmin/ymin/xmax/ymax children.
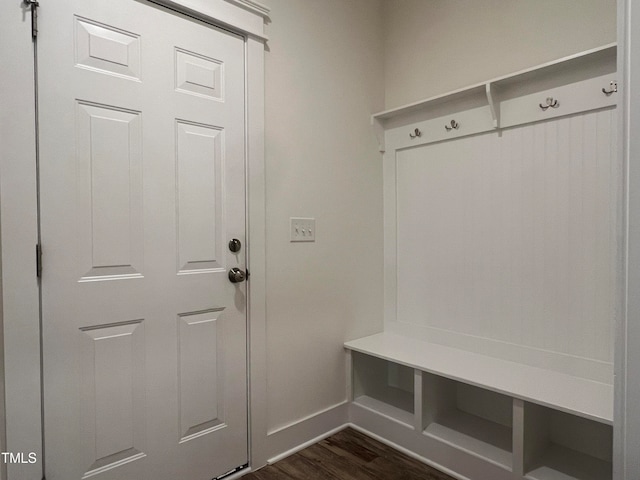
<box><xmin>523</xmin><ymin>403</ymin><xmax>612</xmax><ymax>480</ymax></box>
<box><xmin>422</xmin><ymin>374</ymin><xmax>513</xmax><ymax>469</ymax></box>
<box><xmin>352</xmin><ymin>351</ymin><xmax>415</xmax><ymax>427</ymax></box>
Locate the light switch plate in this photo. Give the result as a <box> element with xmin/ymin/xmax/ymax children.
<box><xmin>290</xmin><ymin>217</ymin><xmax>315</xmax><ymax>242</ymax></box>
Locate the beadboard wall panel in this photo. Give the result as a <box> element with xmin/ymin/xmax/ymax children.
<box><xmin>395</xmin><ymin>108</ymin><xmax>618</xmax><ymax>375</ymax></box>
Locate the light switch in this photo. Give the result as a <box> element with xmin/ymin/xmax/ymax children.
<box><xmin>290</xmin><ymin>217</ymin><xmax>315</xmax><ymax>242</ymax></box>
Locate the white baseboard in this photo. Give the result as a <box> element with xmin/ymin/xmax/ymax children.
<box><xmin>346</xmin><ymin>423</ymin><xmax>472</xmax><ymax>480</ymax></box>
<box><xmin>260</xmin><ymin>399</ymin><xmax>506</xmax><ymax>480</ymax></box>
<box><xmin>265</xmin><ymin>401</ymin><xmax>349</xmax><ymax>464</ymax></box>
<box><xmin>349</xmin><ymin>402</ymin><xmax>514</xmax><ymax>480</ymax></box>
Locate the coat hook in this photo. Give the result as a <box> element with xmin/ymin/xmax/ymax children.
<box><xmin>539</xmin><ymin>97</ymin><xmax>559</xmax><ymax>111</ymax></box>
<box><xmin>409</xmin><ymin>128</ymin><xmax>422</xmax><ymax>139</ymax></box>
<box><xmin>444</xmin><ymin>120</ymin><xmax>459</xmax><ymax>131</ymax></box>
<box><xmin>602</xmin><ymin>81</ymin><xmax>618</xmax><ymax>96</ymax></box>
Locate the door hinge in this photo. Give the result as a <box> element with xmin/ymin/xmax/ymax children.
<box><xmin>36</xmin><ymin>244</ymin><xmax>43</xmax><ymax>278</ymax></box>
<box><xmin>24</xmin><ymin>0</ymin><xmax>39</xmax><ymax>39</ymax></box>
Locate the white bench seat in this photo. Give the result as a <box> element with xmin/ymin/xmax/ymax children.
<box><xmin>345</xmin><ymin>332</ymin><xmax>613</xmax><ymax>425</ymax></box>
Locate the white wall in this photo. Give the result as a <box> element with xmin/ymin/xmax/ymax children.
<box><xmin>258</xmin><ymin>0</ymin><xmax>617</xmax><ymax>451</ymax></box>
<box><xmin>262</xmin><ymin>0</ymin><xmax>385</xmax><ymax>435</ymax></box>
<box><xmin>383</xmin><ymin>0</ymin><xmax>617</xmax><ymax>109</ymax></box>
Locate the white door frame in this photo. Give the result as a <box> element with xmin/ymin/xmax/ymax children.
<box><xmin>614</xmin><ymin>0</ymin><xmax>640</xmax><ymax>479</ymax></box>
<box><xmin>0</xmin><ymin>1</ymin><xmax>269</xmax><ymax>478</ymax></box>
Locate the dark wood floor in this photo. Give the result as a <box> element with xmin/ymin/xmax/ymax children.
<box><xmin>243</xmin><ymin>428</ymin><xmax>455</xmax><ymax>480</ymax></box>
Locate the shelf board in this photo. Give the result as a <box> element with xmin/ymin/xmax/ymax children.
<box><xmin>353</xmin><ymin>394</ymin><xmax>414</xmax><ymax>428</ymax></box>
<box><xmin>492</xmin><ymin>44</ymin><xmax>616</xmax><ymax>96</ymax></box>
<box><xmin>425</xmin><ymin>410</ymin><xmax>512</xmax><ymax>470</ymax></box>
<box><xmin>525</xmin><ymin>444</ymin><xmax>612</xmax><ymax>480</ymax></box>
<box><xmin>345</xmin><ymin>332</ymin><xmax>613</xmax><ymax>424</ymax></box>
<box><xmin>372</xmin><ymin>43</ymin><xmax>616</xmax><ymax>125</ymax></box>
<box><xmin>373</xmin><ymin>84</ymin><xmax>487</xmax><ymax>122</ymax></box>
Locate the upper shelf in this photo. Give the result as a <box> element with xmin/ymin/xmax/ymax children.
<box><xmin>372</xmin><ymin>44</ymin><xmax>617</xmax><ymax>152</ymax></box>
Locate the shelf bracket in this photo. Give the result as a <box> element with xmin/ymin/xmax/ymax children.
<box><xmin>485</xmin><ymin>83</ymin><xmax>500</xmax><ymax>129</ymax></box>
<box><xmin>372</xmin><ymin>116</ymin><xmax>385</xmax><ymax>153</ymax></box>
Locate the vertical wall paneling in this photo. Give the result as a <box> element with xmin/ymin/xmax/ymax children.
<box><xmin>395</xmin><ymin>109</ymin><xmax>617</xmax><ymax>380</ymax></box>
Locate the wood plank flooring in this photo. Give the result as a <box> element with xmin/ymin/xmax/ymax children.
<box><xmin>243</xmin><ymin>428</ymin><xmax>456</xmax><ymax>480</ymax></box>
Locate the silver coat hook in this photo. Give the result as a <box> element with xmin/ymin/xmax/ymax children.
<box><xmin>409</xmin><ymin>128</ymin><xmax>422</xmax><ymax>139</ymax></box>
<box><xmin>602</xmin><ymin>81</ymin><xmax>618</xmax><ymax>96</ymax></box>
<box><xmin>444</xmin><ymin>120</ymin><xmax>459</xmax><ymax>131</ymax></box>
<box><xmin>539</xmin><ymin>97</ymin><xmax>559</xmax><ymax>110</ymax></box>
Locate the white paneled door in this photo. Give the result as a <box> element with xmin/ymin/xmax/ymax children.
<box><xmin>38</xmin><ymin>1</ymin><xmax>247</xmax><ymax>479</ymax></box>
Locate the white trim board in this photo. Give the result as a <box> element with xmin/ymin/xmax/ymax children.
<box><xmin>225</xmin><ymin>0</ymin><xmax>270</xmax><ymax>18</ymax></box>
<box><xmin>614</xmin><ymin>0</ymin><xmax>640</xmax><ymax>479</ymax></box>
<box><xmin>347</xmin><ymin>423</ymin><xmax>473</xmax><ymax>480</ymax></box>
<box><xmin>254</xmin><ymin>419</ymin><xmax>484</xmax><ymax>480</ymax></box>
<box><xmin>349</xmin><ymin>405</ymin><xmax>513</xmax><ymax>480</ymax></box>
<box><xmin>265</xmin><ymin>402</ymin><xmax>350</xmax><ymax>463</ymax></box>
<box><xmin>267</xmin><ymin>424</ymin><xmax>349</xmax><ymax>465</ymax></box>
<box><xmin>245</xmin><ymin>34</ymin><xmax>269</xmax><ymax>471</ymax></box>
<box><xmin>151</xmin><ymin>0</ymin><xmax>269</xmax><ymax>39</ymax></box>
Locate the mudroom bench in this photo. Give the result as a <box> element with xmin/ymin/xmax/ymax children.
<box><xmin>345</xmin><ymin>332</ymin><xmax>613</xmax><ymax>480</ymax></box>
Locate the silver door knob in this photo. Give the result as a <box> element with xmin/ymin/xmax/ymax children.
<box><xmin>228</xmin><ymin>268</ymin><xmax>246</xmax><ymax>283</ymax></box>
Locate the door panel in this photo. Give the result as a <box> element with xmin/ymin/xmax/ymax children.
<box><xmin>76</xmin><ymin>101</ymin><xmax>144</xmax><ymax>280</ymax></box>
<box><xmin>178</xmin><ymin>309</ymin><xmax>225</xmax><ymax>441</ymax></box>
<box><xmin>79</xmin><ymin>321</ymin><xmax>146</xmax><ymax>474</ymax></box>
<box><xmin>39</xmin><ymin>2</ymin><xmax>247</xmax><ymax>479</ymax></box>
<box><xmin>176</xmin><ymin>121</ymin><xmax>225</xmax><ymax>273</ymax></box>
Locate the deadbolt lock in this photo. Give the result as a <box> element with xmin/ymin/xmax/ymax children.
<box><xmin>229</xmin><ymin>238</ymin><xmax>242</xmax><ymax>253</ymax></box>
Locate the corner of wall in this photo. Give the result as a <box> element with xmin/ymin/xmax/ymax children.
<box><xmin>259</xmin><ymin>0</ymin><xmax>385</xmax><ymax>461</ymax></box>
